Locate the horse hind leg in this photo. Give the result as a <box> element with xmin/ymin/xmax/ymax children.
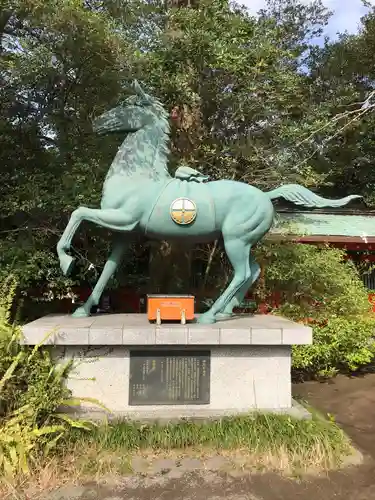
<box><xmin>202</xmin><ymin>201</ymin><xmax>271</xmax><ymax>323</ymax></box>
<box><xmin>217</xmin><ymin>256</ymin><xmax>261</xmax><ymax>319</ymax></box>
<box><xmin>198</xmin><ymin>238</ymin><xmax>251</xmax><ymax>324</ymax></box>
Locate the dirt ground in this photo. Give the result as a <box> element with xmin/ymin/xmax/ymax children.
<box><xmin>32</xmin><ymin>374</ymin><xmax>375</xmax><ymax>500</ymax></box>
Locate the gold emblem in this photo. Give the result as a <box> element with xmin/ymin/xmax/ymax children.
<box><xmin>170</xmin><ymin>198</ymin><xmax>197</xmax><ymax>225</ymax></box>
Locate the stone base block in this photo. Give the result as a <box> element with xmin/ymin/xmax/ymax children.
<box><xmin>21</xmin><ymin>314</ymin><xmax>312</xmax><ymax>419</ymax></box>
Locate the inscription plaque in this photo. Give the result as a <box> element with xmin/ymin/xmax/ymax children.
<box><xmin>129</xmin><ymin>350</ymin><xmax>210</xmax><ymax>405</ymax></box>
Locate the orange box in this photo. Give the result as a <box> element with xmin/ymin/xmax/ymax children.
<box><xmin>147</xmin><ymin>294</ymin><xmax>195</xmax><ymax>325</ymax></box>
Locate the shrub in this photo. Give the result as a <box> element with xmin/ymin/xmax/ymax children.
<box><xmin>255</xmin><ymin>241</ymin><xmax>371</xmax><ymax>320</ymax></box>
<box><xmin>292</xmin><ymin>316</ymin><xmax>375</xmax><ymax>379</ymax></box>
<box><xmin>0</xmin><ymin>276</ymin><xmax>97</xmax><ymax>479</ymax></box>
<box><xmin>254</xmin><ymin>241</ymin><xmax>375</xmax><ymax>378</ymax></box>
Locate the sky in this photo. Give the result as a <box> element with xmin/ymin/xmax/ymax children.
<box><xmin>242</xmin><ymin>0</ymin><xmax>375</xmax><ymax>39</ymax></box>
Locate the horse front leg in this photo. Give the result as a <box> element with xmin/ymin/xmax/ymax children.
<box><xmin>57</xmin><ymin>206</ymin><xmax>139</xmax><ymax>276</ymax></box>
<box><xmin>57</xmin><ymin>209</ymin><xmax>83</xmax><ymax>276</ymax></box>
<box><xmin>73</xmin><ymin>238</ymin><xmax>128</xmax><ymax>318</ymax></box>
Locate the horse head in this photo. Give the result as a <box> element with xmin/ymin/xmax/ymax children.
<box><xmin>92</xmin><ymin>80</ymin><xmax>168</xmax><ymax>135</ymax></box>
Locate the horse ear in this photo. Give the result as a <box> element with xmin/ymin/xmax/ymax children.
<box><xmin>132</xmin><ymin>80</ymin><xmax>147</xmax><ymax>98</ymax></box>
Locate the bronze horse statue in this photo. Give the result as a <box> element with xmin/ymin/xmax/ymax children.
<box><xmin>57</xmin><ymin>82</ymin><xmax>361</xmax><ymax>323</ymax></box>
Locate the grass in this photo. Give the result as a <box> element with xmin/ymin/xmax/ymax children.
<box><xmin>62</xmin><ymin>412</ymin><xmax>352</xmax><ymax>475</ymax></box>
<box><xmin>73</xmin><ymin>413</ymin><xmax>349</xmax><ymax>456</ymax></box>
<box><xmin>0</xmin><ymin>413</ymin><xmax>354</xmax><ymax>498</ymax></box>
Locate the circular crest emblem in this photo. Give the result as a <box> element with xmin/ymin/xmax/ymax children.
<box><xmin>170</xmin><ymin>198</ymin><xmax>197</xmax><ymax>225</ymax></box>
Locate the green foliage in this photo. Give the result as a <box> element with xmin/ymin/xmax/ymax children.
<box><xmin>2</xmin><ymin>0</ymin><xmax>373</xmax><ymax>303</ymax></box>
<box><xmin>0</xmin><ymin>280</ymin><xmax>72</xmax><ymax>420</ymax></box>
<box><xmin>256</xmin><ymin>241</ymin><xmax>371</xmax><ymax>319</ymax></box>
<box><xmin>1</xmin><ymin>0</ymin><xmax>375</xmax><ymax>376</ymax></box>
<box><xmin>253</xmin><ymin>240</ymin><xmax>375</xmax><ymax>377</ymax></box>
<box><xmin>67</xmin><ymin>412</ymin><xmax>351</xmax><ymax>472</ymax></box>
<box><xmin>142</xmin><ymin>0</ymin><xmax>334</xmax><ymax>188</ymax></box>
<box><xmin>0</xmin><ymin>0</ymin><xmax>131</xmax><ymax>298</ymax></box>
<box><xmin>89</xmin><ymin>413</ymin><xmax>348</xmax><ymax>454</ymax></box>
<box><xmin>307</xmin><ymin>8</ymin><xmax>375</xmax><ymax>203</ymax></box>
<box><xmin>0</xmin><ymin>277</ymin><xmax>99</xmax><ymax>479</ymax></box>
<box><xmin>292</xmin><ymin>316</ymin><xmax>375</xmax><ymax>378</ymax></box>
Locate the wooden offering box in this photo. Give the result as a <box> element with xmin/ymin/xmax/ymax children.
<box><xmin>147</xmin><ymin>294</ymin><xmax>195</xmax><ymax>325</ymax></box>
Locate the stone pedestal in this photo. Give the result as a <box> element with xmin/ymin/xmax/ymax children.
<box><xmin>22</xmin><ymin>314</ymin><xmax>312</xmax><ymax>420</ymax></box>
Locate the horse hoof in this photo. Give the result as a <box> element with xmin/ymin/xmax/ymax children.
<box><xmin>60</xmin><ymin>255</ymin><xmax>75</xmax><ymax>276</ymax></box>
<box><xmin>72</xmin><ymin>306</ymin><xmax>90</xmax><ymax>318</ymax></box>
<box><xmin>215</xmin><ymin>312</ymin><xmax>233</xmax><ymax>321</ymax></box>
<box><xmin>197</xmin><ymin>312</ymin><xmax>216</xmax><ymax>324</ymax></box>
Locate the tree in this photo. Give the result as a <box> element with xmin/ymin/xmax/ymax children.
<box><xmin>131</xmin><ymin>0</ymin><xmax>357</xmax><ymax>291</ymax></box>
<box><xmin>137</xmin><ymin>0</ymin><xmax>337</xmax><ymax>188</ymax></box>
<box><xmin>306</xmin><ymin>7</ymin><xmax>375</xmax><ymax>204</ymax></box>
<box><xmin>1</xmin><ymin>0</ymin><xmax>372</xmax><ymax>310</ymax></box>
<box><xmin>0</xmin><ymin>0</ymin><xmax>134</xmax><ymax>302</ymax></box>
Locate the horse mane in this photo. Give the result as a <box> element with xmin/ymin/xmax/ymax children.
<box><xmin>103</xmin><ymin>90</ymin><xmax>172</xmax><ymax>183</ymax></box>
<box><xmin>146</xmin><ymin>94</ymin><xmax>171</xmax><ymax>180</ymax></box>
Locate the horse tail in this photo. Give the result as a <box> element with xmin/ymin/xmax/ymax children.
<box><xmin>266</xmin><ymin>184</ymin><xmax>361</xmax><ymax>208</ymax></box>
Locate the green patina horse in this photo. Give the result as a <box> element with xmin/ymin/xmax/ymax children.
<box><xmin>57</xmin><ymin>81</ymin><xmax>361</xmax><ymax>324</ymax></box>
